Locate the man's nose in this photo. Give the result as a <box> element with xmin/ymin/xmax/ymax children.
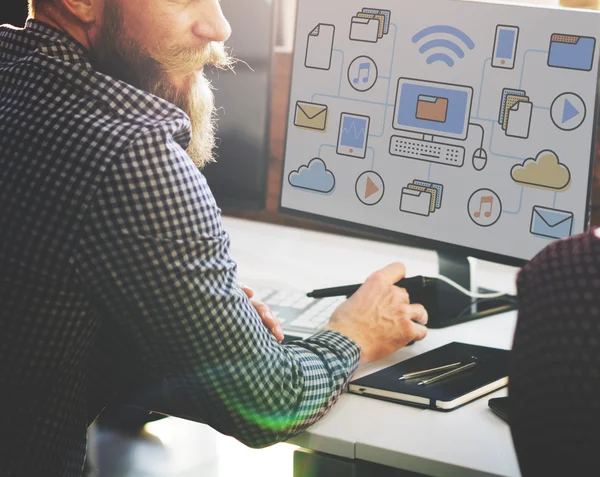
<box><xmin>192</xmin><ymin>0</ymin><xmax>232</xmax><ymax>43</ymax></box>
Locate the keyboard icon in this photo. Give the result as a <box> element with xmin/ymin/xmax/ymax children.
<box><xmin>389</xmin><ymin>135</ymin><xmax>465</xmax><ymax>167</ymax></box>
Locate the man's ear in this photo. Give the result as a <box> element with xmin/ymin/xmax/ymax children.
<box><xmin>59</xmin><ymin>0</ymin><xmax>102</xmax><ymax>24</ymax></box>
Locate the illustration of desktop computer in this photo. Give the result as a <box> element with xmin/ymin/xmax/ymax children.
<box><xmin>280</xmin><ymin>0</ymin><xmax>600</xmax><ymax>327</ymax></box>
<box><xmin>389</xmin><ymin>78</ymin><xmax>474</xmax><ymax>168</ymax></box>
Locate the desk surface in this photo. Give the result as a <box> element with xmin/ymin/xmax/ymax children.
<box><xmin>223</xmin><ymin>216</ymin><xmax>520</xmax><ymax>477</ymax></box>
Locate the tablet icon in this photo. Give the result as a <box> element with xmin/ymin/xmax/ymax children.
<box><xmin>356</xmin><ymin>171</ymin><xmax>385</xmax><ymax>206</ymax></box>
<box><xmin>337</xmin><ymin>113</ymin><xmax>371</xmax><ymax>159</ymax></box>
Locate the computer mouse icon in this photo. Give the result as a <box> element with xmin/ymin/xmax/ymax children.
<box><xmin>472</xmin><ymin>148</ymin><xmax>488</xmax><ymax>171</ymax></box>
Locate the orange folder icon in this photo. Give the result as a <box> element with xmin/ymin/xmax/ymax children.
<box><xmin>416</xmin><ymin>95</ymin><xmax>449</xmax><ymax>123</ymax></box>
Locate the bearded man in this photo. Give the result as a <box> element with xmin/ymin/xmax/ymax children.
<box><xmin>0</xmin><ymin>1</ymin><xmax>428</xmax><ymax>475</ymax></box>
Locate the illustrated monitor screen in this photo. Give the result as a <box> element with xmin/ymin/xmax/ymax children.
<box><xmin>393</xmin><ymin>78</ymin><xmax>472</xmax><ymax>140</ymax></box>
<box><xmin>280</xmin><ymin>0</ymin><xmax>600</xmax><ymax>265</ymax></box>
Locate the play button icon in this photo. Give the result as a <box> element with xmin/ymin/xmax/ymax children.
<box><xmin>355</xmin><ymin>171</ymin><xmax>385</xmax><ymax>206</ymax></box>
<box><xmin>562</xmin><ymin>99</ymin><xmax>579</xmax><ymax>124</ymax></box>
<box><xmin>551</xmin><ymin>92</ymin><xmax>586</xmax><ymax>131</ymax></box>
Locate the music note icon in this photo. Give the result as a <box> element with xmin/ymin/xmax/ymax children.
<box><xmin>353</xmin><ymin>62</ymin><xmax>370</xmax><ymax>84</ymax></box>
<box><xmin>348</xmin><ymin>56</ymin><xmax>378</xmax><ymax>93</ymax></box>
<box><xmin>468</xmin><ymin>189</ymin><xmax>502</xmax><ymax>227</ymax></box>
<box><xmin>474</xmin><ymin>196</ymin><xmax>493</xmax><ymax>218</ymax></box>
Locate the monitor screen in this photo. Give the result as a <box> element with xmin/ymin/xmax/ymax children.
<box><xmin>201</xmin><ymin>0</ymin><xmax>274</xmax><ymax>210</ymax></box>
<box><xmin>280</xmin><ymin>0</ymin><xmax>600</xmax><ymax>266</ymax></box>
<box><xmin>393</xmin><ymin>78</ymin><xmax>472</xmax><ymax>140</ymax></box>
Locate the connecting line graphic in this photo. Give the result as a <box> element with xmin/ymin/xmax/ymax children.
<box><xmin>371</xmin><ymin>24</ymin><xmax>398</xmax><ymax>138</ymax></box>
<box><xmin>368</xmin><ymin>147</ymin><xmax>376</xmax><ymax>169</ymax></box>
<box><xmin>317</xmin><ymin>144</ymin><xmax>377</xmax><ymax>169</ymax></box>
<box><xmin>553</xmin><ymin>192</ymin><xmax>558</xmax><ymax>208</ymax></box>
<box><xmin>333</xmin><ymin>49</ymin><xmax>345</xmax><ymax>96</ymax></box>
<box><xmin>520</xmin><ymin>50</ymin><xmax>548</xmax><ymax>90</ymax></box>
<box><xmin>486</xmin><ymin>121</ymin><xmax>525</xmax><ymax>162</ymax></box>
<box><xmin>310</xmin><ymin>25</ymin><xmax>399</xmax><ymax>137</ymax></box>
<box><xmin>502</xmin><ymin>187</ymin><xmax>525</xmax><ymax>215</ymax></box>
<box><xmin>468</xmin><ymin>122</ymin><xmax>486</xmax><ymax>151</ymax></box>
<box><xmin>477</xmin><ymin>58</ymin><xmax>492</xmax><ymax>118</ymax></box>
<box><xmin>318</xmin><ymin>144</ymin><xmax>337</xmax><ymax>158</ymax></box>
<box><xmin>427</xmin><ymin>162</ymin><xmax>432</xmax><ymax>181</ymax></box>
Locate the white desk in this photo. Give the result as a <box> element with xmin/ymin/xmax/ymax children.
<box><xmin>224</xmin><ymin>216</ymin><xmax>521</xmax><ymax>477</ymax></box>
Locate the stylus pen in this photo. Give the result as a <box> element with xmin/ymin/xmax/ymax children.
<box><xmin>418</xmin><ymin>361</ymin><xmax>477</xmax><ymax>386</ymax></box>
<box><xmin>398</xmin><ymin>362</ymin><xmax>463</xmax><ymax>380</ymax></box>
<box><xmin>307</xmin><ymin>276</ymin><xmax>431</xmax><ymax>299</ymax></box>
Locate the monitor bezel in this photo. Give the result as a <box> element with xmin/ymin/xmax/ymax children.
<box><xmin>279</xmin><ymin>0</ymin><xmax>600</xmax><ymax>269</ymax></box>
<box><xmin>392</xmin><ymin>77</ymin><xmax>473</xmax><ymax>141</ymax></box>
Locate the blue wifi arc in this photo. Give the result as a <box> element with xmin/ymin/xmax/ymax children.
<box><xmin>412</xmin><ymin>25</ymin><xmax>476</xmax><ymax>67</ymax></box>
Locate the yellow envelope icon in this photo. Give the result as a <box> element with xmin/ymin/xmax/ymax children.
<box><xmin>294</xmin><ymin>101</ymin><xmax>328</xmax><ymax>131</ymax></box>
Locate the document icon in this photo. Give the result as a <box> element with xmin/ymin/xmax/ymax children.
<box><xmin>400</xmin><ymin>188</ymin><xmax>432</xmax><ymax>217</ymax></box>
<box><xmin>350</xmin><ymin>17</ymin><xmax>380</xmax><ymax>43</ymax></box>
<box><xmin>530</xmin><ymin>206</ymin><xmax>574</xmax><ymax>240</ymax></box>
<box><xmin>305</xmin><ymin>24</ymin><xmax>335</xmax><ymax>70</ymax></box>
<box><xmin>416</xmin><ymin>95</ymin><xmax>448</xmax><ymax>123</ymax></box>
<box><xmin>294</xmin><ymin>101</ymin><xmax>328</xmax><ymax>132</ymax></box>
<box><xmin>548</xmin><ymin>34</ymin><xmax>596</xmax><ymax>72</ymax></box>
<box><xmin>506</xmin><ymin>101</ymin><xmax>533</xmax><ymax>139</ymax></box>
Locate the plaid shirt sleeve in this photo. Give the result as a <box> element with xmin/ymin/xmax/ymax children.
<box><xmin>73</xmin><ymin>127</ymin><xmax>360</xmax><ymax>447</ymax></box>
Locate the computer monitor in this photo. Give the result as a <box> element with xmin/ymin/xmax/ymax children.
<box><xmin>201</xmin><ymin>0</ymin><xmax>274</xmax><ymax>210</ymax></box>
<box><xmin>280</xmin><ymin>0</ymin><xmax>600</xmax><ymax>325</ymax></box>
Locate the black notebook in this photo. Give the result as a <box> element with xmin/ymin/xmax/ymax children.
<box><xmin>348</xmin><ymin>342</ymin><xmax>509</xmax><ymax>411</ymax></box>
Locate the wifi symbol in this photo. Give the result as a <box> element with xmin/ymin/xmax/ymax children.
<box><xmin>412</xmin><ymin>25</ymin><xmax>475</xmax><ymax>67</ymax></box>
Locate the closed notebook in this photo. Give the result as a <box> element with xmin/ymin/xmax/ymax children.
<box><xmin>349</xmin><ymin>342</ymin><xmax>509</xmax><ymax>411</ymax></box>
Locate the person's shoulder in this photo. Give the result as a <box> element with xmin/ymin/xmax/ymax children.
<box><xmin>518</xmin><ymin>230</ymin><xmax>600</xmax><ymax>287</ymax></box>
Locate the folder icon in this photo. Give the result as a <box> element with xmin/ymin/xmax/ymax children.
<box><xmin>530</xmin><ymin>206</ymin><xmax>574</xmax><ymax>240</ymax></box>
<box><xmin>400</xmin><ymin>188</ymin><xmax>432</xmax><ymax>217</ymax></box>
<box><xmin>350</xmin><ymin>17</ymin><xmax>380</xmax><ymax>43</ymax></box>
<box><xmin>416</xmin><ymin>95</ymin><xmax>449</xmax><ymax>123</ymax></box>
<box><xmin>294</xmin><ymin>101</ymin><xmax>328</xmax><ymax>132</ymax></box>
<box><xmin>548</xmin><ymin>34</ymin><xmax>596</xmax><ymax>72</ymax></box>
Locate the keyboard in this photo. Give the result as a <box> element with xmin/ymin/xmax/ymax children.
<box><xmin>389</xmin><ymin>135</ymin><xmax>465</xmax><ymax>167</ymax></box>
<box><xmin>257</xmin><ymin>289</ymin><xmax>346</xmax><ymax>334</ymax></box>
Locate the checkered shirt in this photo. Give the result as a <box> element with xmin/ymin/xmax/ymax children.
<box><xmin>0</xmin><ymin>20</ymin><xmax>360</xmax><ymax>477</ymax></box>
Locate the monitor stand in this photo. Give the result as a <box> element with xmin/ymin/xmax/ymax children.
<box><xmin>411</xmin><ymin>252</ymin><xmax>517</xmax><ymax>328</ymax></box>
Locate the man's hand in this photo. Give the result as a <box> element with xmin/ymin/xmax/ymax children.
<box><xmin>324</xmin><ymin>263</ymin><xmax>428</xmax><ymax>364</ymax></box>
<box><xmin>241</xmin><ymin>285</ymin><xmax>285</xmax><ymax>343</ymax></box>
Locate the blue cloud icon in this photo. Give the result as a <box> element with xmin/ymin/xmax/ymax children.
<box><xmin>288</xmin><ymin>158</ymin><xmax>335</xmax><ymax>194</ymax></box>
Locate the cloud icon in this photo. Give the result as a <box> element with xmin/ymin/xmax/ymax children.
<box><xmin>510</xmin><ymin>150</ymin><xmax>571</xmax><ymax>191</ymax></box>
<box><xmin>288</xmin><ymin>158</ymin><xmax>335</xmax><ymax>194</ymax></box>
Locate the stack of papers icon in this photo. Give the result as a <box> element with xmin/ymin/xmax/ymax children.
<box><xmin>350</xmin><ymin>8</ymin><xmax>392</xmax><ymax>43</ymax></box>
<box><xmin>499</xmin><ymin>88</ymin><xmax>532</xmax><ymax>139</ymax></box>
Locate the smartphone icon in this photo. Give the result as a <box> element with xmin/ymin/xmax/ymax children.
<box><xmin>492</xmin><ymin>25</ymin><xmax>519</xmax><ymax>69</ymax></box>
<box><xmin>337</xmin><ymin>113</ymin><xmax>370</xmax><ymax>159</ymax></box>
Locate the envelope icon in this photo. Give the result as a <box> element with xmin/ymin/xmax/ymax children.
<box><xmin>530</xmin><ymin>206</ymin><xmax>574</xmax><ymax>240</ymax></box>
<box><xmin>294</xmin><ymin>101</ymin><xmax>328</xmax><ymax>131</ymax></box>
<box><xmin>416</xmin><ymin>95</ymin><xmax>449</xmax><ymax>123</ymax></box>
<box><xmin>400</xmin><ymin>188</ymin><xmax>432</xmax><ymax>217</ymax></box>
<box><xmin>350</xmin><ymin>17</ymin><xmax>380</xmax><ymax>43</ymax></box>
<box><xmin>548</xmin><ymin>34</ymin><xmax>596</xmax><ymax>72</ymax></box>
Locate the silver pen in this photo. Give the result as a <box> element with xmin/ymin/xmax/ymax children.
<box><xmin>399</xmin><ymin>362</ymin><xmax>463</xmax><ymax>380</ymax></box>
<box><xmin>418</xmin><ymin>361</ymin><xmax>477</xmax><ymax>386</ymax></box>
